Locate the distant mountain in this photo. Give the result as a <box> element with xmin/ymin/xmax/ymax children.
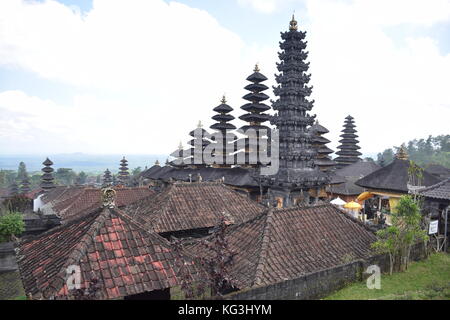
<box><xmin>0</xmin><ymin>154</ymin><xmax>168</xmax><ymax>173</ymax></box>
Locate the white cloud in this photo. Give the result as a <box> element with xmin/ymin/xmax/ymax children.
<box><xmin>0</xmin><ymin>0</ymin><xmax>277</xmax><ymax>154</ymax></box>
<box><xmin>304</xmin><ymin>0</ymin><xmax>450</xmax><ymax>155</ymax></box>
<box><xmin>237</xmin><ymin>0</ymin><xmax>286</xmax><ymax>13</ymax></box>
<box><xmin>0</xmin><ymin>0</ymin><xmax>449</xmax><ymax>158</ymax></box>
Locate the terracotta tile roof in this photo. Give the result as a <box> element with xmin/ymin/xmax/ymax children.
<box><xmin>185</xmin><ymin>204</ymin><xmax>377</xmax><ymax>289</ymax></box>
<box><xmin>418</xmin><ymin>178</ymin><xmax>450</xmax><ymax>200</ymax></box>
<box><xmin>40</xmin><ymin>186</ymin><xmax>154</xmax><ymax>223</ymax></box>
<box><xmin>124</xmin><ymin>182</ymin><xmax>266</xmax><ymax>234</ymax></box>
<box><xmin>16</xmin><ymin>207</ymin><xmax>196</xmax><ymax>300</ymax></box>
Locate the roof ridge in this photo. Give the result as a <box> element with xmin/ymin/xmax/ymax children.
<box><xmin>111</xmin><ymin>207</ymin><xmax>173</xmax><ymax>247</ymax></box>
<box><xmin>45</xmin><ymin>208</ymin><xmax>111</xmax><ymax>298</ymax></box>
<box><xmin>253</xmin><ymin>208</ymin><xmax>274</xmax><ymax>287</ymax></box>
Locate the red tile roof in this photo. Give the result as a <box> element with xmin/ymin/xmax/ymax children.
<box><xmin>40</xmin><ymin>186</ymin><xmax>154</xmax><ymax>222</ymax></box>
<box><xmin>17</xmin><ymin>207</ymin><xmax>197</xmax><ymax>300</ymax></box>
<box><xmin>185</xmin><ymin>204</ymin><xmax>377</xmax><ymax>289</ymax></box>
<box><xmin>124</xmin><ymin>182</ymin><xmax>266</xmax><ymax>234</ymax></box>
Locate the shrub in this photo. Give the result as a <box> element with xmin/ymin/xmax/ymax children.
<box><xmin>0</xmin><ymin>212</ymin><xmax>25</xmax><ymax>242</ymax></box>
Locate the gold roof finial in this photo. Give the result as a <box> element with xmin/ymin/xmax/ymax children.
<box><xmin>396</xmin><ymin>144</ymin><xmax>409</xmax><ymax>160</ymax></box>
<box><xmin>221</xmin><ymin>95</ymin><xmax>227</xmax><ymax>104</ymax></box>
<box><xmin>155</xmin><ymin>160</ymin><xmax>160</xmax><ymax>166</ymax></box>
<box><xmin>289</xmin><ymin>13</ymin><xmax>298</xmax><ymax>31</ymax></box>
<box><xmin>254</xmin><ymin>63</ymin><xmax>260</xmax><ymax>72</ymax></box>
<box><xmin>197</xmin><ymin>120</ymin><xmax>203</xmax><ymax>128</ymax></box>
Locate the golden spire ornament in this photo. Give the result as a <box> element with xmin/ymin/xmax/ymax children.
<box><xmin>254</xmin><ymin>63</ymin><xmax>260</xmax><ymax>72</ymax></box>
<box><xmin>289</xmin><ymin>13</ymin><xmax>298</xmax><ymax>31</ymax></box>
<box><xmin>396</xmin><ymin>144</ymin><xmax>409</xmax><ymax>160</ymax></box>
<box><xmin>221</xmin><ymin>95</ymin><xmax>227</xmax><ymax>104</ymax></box>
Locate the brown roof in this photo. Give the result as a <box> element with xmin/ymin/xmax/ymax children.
<box><xmin>185</xmin><ymin>204</ymin><xmax>377</xmax><ymax>289</ymax></box>
<box><xmin>40</xmin><ymin>186</ymin><xmax>154</xmax><ymax>222</ymax></box>
<box><xmin>124</xmin><ymin>182</ymin><xmax>266</xmax><ymax>234</ymax></box>
<box><xmin>16</xmin><ymin>207</ymin><xmax>196</xmax><ymax>300</ymax></box>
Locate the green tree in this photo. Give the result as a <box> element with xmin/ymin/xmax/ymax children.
<box><xmin>0</xmin><ymin>212</ymin><xmax>25</xmax><ymax>242</ymax></box>
<box><xmin>132</xmin><ymin>167</ymin><xmax>142</xmax><ymax>177</ymax></box>
<box><xmin>372</xmin><ymin>226</ymin><xmax>401</xmax><ymax>275</ymax></box>
<box><xmin>373</xmin><ymin>195</ymin><xmax>428</xmax><ymax>274</ymax></box>
<box><xmin>17</xmin><ymin>162</ymin><xmax>28</xmax><ymax>181</ymax></box>
<box><xmin>76</xmin><ymin>171</ymin><xmax>87</xmax><ymax>185</ymax></box>
<box><xmin>55</xmin><ymin>168</ymin><xmax>76</xmax><ymax>186</ymax></box>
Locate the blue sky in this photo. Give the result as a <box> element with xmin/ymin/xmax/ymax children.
<box><xmin>0</xmin><ymin>0</ymin><xmax>449</xmax><ymax>157</ymax></box>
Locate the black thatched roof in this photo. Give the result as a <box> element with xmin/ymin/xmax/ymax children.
<box><xmin>141</xmin><ymin>166</ymin><xmax>260</xmax><ymax>187</ymax></box>
<box><xmin>328</xmin><ymin>176</ymin><xmax>365</xmax><ymax>196</ymax></box>
<box><xmin>424</xmin><ymin>164</ymin><xmax>450</xmax><ymax>179</ymax></box>
<box><xmin>355</xmin><ymin>158</ymin><xmax>442</xmax><ymax>193</ymax></box>
<box><xmin>335</xmin><ymin>161</ymin><xmax>381</xmax><ymax>178</ymax></box>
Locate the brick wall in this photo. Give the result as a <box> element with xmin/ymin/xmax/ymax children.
<box><xmin>225</xmin><ymin>243</ymin><xmax>427</xmax><ymax>300</ymax></box>
<box><xmin>0</xmin><ymin>242</ymin><xmax>17</xmax><ymax>272</ymax></box>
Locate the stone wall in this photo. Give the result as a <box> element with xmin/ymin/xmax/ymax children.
<box><xmin>0</xmin><ymin>242</ymin><xmax>17</xmax><ymax>272</ymax></box>
<box><xmin>225</xmin><ymin>243</ymin><xmax>427</xmax><ymax>300</ymax></box>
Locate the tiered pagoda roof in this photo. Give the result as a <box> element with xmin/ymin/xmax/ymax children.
<box><xmin>334</xmin><ymin>116</ymin><xmax>362</xmax><ymax>168</ymax></box>
<box><xmin>187</xmin><ymin>121</ymin><xmax>211</xmax><ymax>167</ymax></box>
<box><xmin>9</xmin><ymin>182</ymin><xmax>19</xmax><ymax>196</ymax></box>
<box><xmin>262</xmin><ymin>16</ymin><xmax>328</xmax><ymax>190</ymax></box>
<box><xmin>102</xmin><ymin>169</ymin><xmax>113</xmax><ymax>187</ymax></box>
<box><xmin>117</xmin><ymin>157</ymin><xmax>130</xmax><ymax>186</ymax></box>
<box><xmin>237</xmin><ymin>65</ymin><xmax>271</xmax><ymax>166</ymax></box>
<box><xmin>308</xmin><ymin>121</ymin><xmax>336</xmax><ymax>172</ymax></box>
<box><xmin>209</xmin><ymin>96</ymin><xmax>237</xmax><ymax>167</ymax></box>
<box><xmin>20</xmin><ymin>176</ymin><xmax>31</xmax><ymax>194</ymax></box>
<box><xmin>40</xmin><ymin>158</ymin><xmax>55</xmax><ymax>191</ymax></box>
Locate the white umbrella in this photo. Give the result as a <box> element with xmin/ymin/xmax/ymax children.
<box><xmin>331</xmin><ymin>197</ymin><xmax>346</xmax><ymax>206</ymax></box>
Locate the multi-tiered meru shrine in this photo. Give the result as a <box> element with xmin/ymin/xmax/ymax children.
<box><xmin>142</xmin><ymin>16</ymin><xmax>345</xmax><ymax>207</ymax></box>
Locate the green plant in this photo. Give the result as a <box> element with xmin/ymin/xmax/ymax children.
<box><xmin>372</xmin><ymin>195</ymin><xmax>428</xmax><ymax>274</ymax></box>
<box><xmin>0</xmin><ymin>212</ymin><xmax>25</xmax><ymax>242</ymax></box>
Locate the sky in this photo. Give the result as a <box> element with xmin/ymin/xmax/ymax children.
<box><xmin>0</xmin><ymin>0</ymin><xmax>449</xmax><ymax>158</ymax></box>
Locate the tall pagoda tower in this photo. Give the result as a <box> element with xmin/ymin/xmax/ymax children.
<box><xmin>210</xmin><ymin>96</ymin><xmax>237</xmax><ymax>167</ymax></box>
<box><xmin>262</xmin><ymin>16</ymin><xmax>329</xmax><ymax>207</ymax></box>
<box><xmin>308</xmin><ymin>121</ymin><xmax>336</xmax><ymax>172</ymax></box>
<box><xmin>20</xmin><ymin>175</ymin><xmax>31</xmax><ymax>194</ymax></box>
<box><xmin>103</xmin><ymin>169</ymin><xmax>113</xmax><ymax>187</ymax></box>
<box><xmin>40</xmin><ymin>158</ymin><xmax>55</xmax><ymax>191</ymax></box>
<box><xmin>334</xmin><ymin>115</ymin><xmax>362</xmax><ymax>169</ymax></box>
<box><xmin>117</xmin><ymin>157</ymin><xmax>130</xmax><ymax>186</ymax></box>
<box><xmin>238</xmin><ymin>65</ymin><xmax>271</xmax><ymax>166</ymax></box>
<box><xmin>9</xmin><ymin>182</ymin><xmax>19</xmax><ymax>196</ymax></box>
<box><xmin>188</xmin><ymin>121</ymin><xmax>211</xmax><ymax>167</ymax></box>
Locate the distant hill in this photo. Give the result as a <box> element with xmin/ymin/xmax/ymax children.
<box><xmin>0</xmin><ymin>154</ymin><xmax>167</xmax><ymax>173</ymax></box>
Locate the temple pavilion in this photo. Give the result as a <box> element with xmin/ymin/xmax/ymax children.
<box><xmin>355</xmin><ymin>145</ymin><xmax>441</xmax><ymax>223</ymax></box>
